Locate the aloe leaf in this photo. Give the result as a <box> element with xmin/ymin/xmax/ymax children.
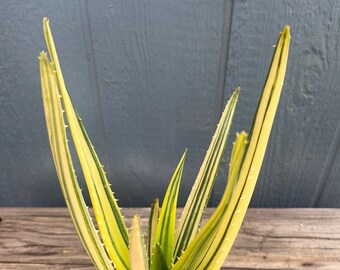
<box><xmin>40</xmin><ymin>52</ymin><xmax>113</xmax><ymax>270</ymax></box>
<box><xmin>129</xmin><ymin>216</ymin><xmax>148</xmax><ymax>270</ymax></box>
<box><xmin>224</xmin><ymin>131</ymin><xmax>248</xmax><ymax>205</ymax></box>
<box><xmin>173</xmin><ymin>25</ymin><xmax>290</xmax><ymax>270</ymax></box>
<box><xmin>174</xmin><ymin>89</ymin><xmax>239</xmax><ymax>260</ymax></box>
<box><xmin>42</xmin><ymin>18</ymin><xmax>129</xmax><ymax>270</ymax></box>
<box><xmin>153</xmin><ymin>150</ymin><xmax>187</xmax><ymax>267</ymax></box>
<box><xmin>148</xmin><ymin>198</ymin><xmax>159</xmax><ymax>265</ymax></box>
<box><xmin>150</xmin><ymin>244</ymin><xmax>168</xmax><ymax>270</ymax></box>
<box><xmin>203</xmin><ymin>131</ymin><xmax>248</xmax><ymax>225</ymax></box>
<box><xmin>171</xmin><ymin>132</ymin><xmax>248</xmax><ymax>270</ymax></box>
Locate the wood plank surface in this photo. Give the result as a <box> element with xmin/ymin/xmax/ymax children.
<box><xmin>0</xmin><ymin>208</ymin><xmax>339</xmax><ymax>269</ymax></box>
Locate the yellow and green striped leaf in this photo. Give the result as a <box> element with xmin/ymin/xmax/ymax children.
<box><xmin>148</xmin><ymin>198</ymin><xmax>159</xmax><ymax>265</ymax></box>
<box><xmin>129</xmin><ymin>216</ymin><xmax>148</xmax><ymax>270</ymax></box>
<box><xmin>172</xmin><ymin>25</ymin><xmax>290</xmax><ymax>270</ymax></box>
<box><xmin>153</xmin><ymin>150</ymin><xmax>187</xmax><ymax>267</ymax></box>
<box><xmin>171</xmin><ymin>131</ymin><xmax>248</xmax><ymax>270</ymax></box>
<box><xmin>42</xmin><ymin>18</ymin><xmax>129</xmax><ymax>270</ymax></box>
<box><xmin>224</xmin><ymin>131</ymin><xmax>248</xmax><ymax>205</ymax></box>
<box><xmin>174</xmin><ymin>89</ymin><xmax>239</xmax><ymax>260</ymax></box>
<box><xmin>150</xmin><ymin>244</ymin><xmax>168</xmax><ymax>270</ymax></box>
<box><xmin>40</xmin><ymin>52</ymin><xmax>113</xmax><ymax>270</ymax></box>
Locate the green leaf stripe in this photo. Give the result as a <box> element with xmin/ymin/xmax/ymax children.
<box><xmin>174</xmin><ymin>89</ymin><xmax>239</xmax><ymax>260</ymax></box>
<box><xmin>40</xmin><ymin>53</ymin><xmax>113</xmax><ymax>270</ymax></box>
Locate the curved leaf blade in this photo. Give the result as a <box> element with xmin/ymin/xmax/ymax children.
<box><xmin>148</xmin><ymin>198</ymin><xmax>159</xmax><ymax>265</ymax></box>
<box><xmin>130</xmin><ymin>216</ymin><xmax>148</xmax><ymax>270</ymax></box>
<box><xmin>174</xmin><ymin>89</ymin><xmax>239</xmax><ymax>260</ymax></box>
<box><xmin>40</xmin><ymin>52</ymin><xmax>113</xmax><ymax>270</ymax></box>
<box><xmin>172</xmin><ymin>131</ymin><xmax>248</xmax><ymax>270</ymax></box>
<box><xmin>42</xmin><ymin>18</ymin><xmax>129</xmax><ymax>270</ymax></box>
<box><xmin>150</xmin><ymin>243</ymin><xmax>168</xmax><ymax>270</ymax></box>
<box><xmin>153</xmin><ymin>150</ymin><xmax>187</xmax><ymax>267</ymax></box>
<box><xmin>173</xmin><ymin>25</ymin><xmax>290</xmax><ymax>270</ymax></box>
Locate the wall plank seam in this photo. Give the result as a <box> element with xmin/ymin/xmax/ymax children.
<box><xmin>311</xmin><ymin>121</ymin><xmax>340</xmax><ymax>206</ymax></box>
<box><xmin>209</xmin><ymin>0</ymin><xmax>235</xmax><ymax>206</ymax></box>
<box><xmin>79</xmin><ymin>0</ymin><xmax>111</xmax><ymax>174</ymax></box>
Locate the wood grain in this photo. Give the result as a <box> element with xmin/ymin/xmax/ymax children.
<box><xmin>0</xmin><ymin>208</ymin><xmax>339</xmax><ymax>269</ymax></box>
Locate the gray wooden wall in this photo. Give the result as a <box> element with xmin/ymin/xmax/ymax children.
<box><xmin>1</xmin><ymin>0</ymin><xmax>340</xmax><ymax>207</ymax></box>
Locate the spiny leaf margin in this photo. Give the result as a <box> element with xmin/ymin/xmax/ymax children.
<box><xmin>42</xmin><ymin>17</ymin><xmax>129</xmax><ymax>270</ymax></box>
<box><xmin>174</xmin><ymin>88</ymin><xmax>239</xmax><ymax>260</ymax></box>
<box><xmin>153</xmin><ymin>150</ymin><xmax>187</xmax><ymax>267</ymax></box>
<box><xmin>172</xmin><ymin>25</ymin><xmax>290</xmax><ymax>270</ymax></box>
<box><xmin>39</xmin><ymin>52</ymin><xmax>113</xmax><ymax>270</ymax></box>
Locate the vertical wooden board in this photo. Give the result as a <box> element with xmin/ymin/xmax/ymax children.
<box><xmin>317</xmin><ymin>123</ymin><xmax>340</xmax><ymax>207</ymax></box>
<box><xmin>86</xmin><ymin>0</ymin><xmax>226</xmax><ymax>206</ymax></box>
<box><xmin>318</xmin><ymin>149</ymin><xmax>340</xmax><ymax>207</ymax></box>
<box><xmin>218</xmin><ymin>0</ymin><xmax>340</xmax><ymax>207</ymax></box>
<box><xmin>0</xmin><ymin>1</ymin><xmax>96</xmax><ymax>206</ymax></box>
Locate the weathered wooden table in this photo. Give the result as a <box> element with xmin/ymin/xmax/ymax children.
<box><xmin>0</xmin><ymin>208</ymin><xmax>339</xmax><ymax>269</ymax></box>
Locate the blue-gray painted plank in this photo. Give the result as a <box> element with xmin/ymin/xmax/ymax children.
<box><xmin>86</xmin><ymin>0</ymin><xmax>226</xmax><ymax>206</ymax></box>
<box><xmin>219</xmin><ymin>0</ymin><xmax>340</xmax><ymax>207</ymax></box>
<box><xmin>317</xmin><ymin>122</ymin><xmax>340</xmax><ymax>207</ymax></box>
<box><xmin>2</xmin><ymin>0</ymin><xmax>340</xmax><ymax>208</ymax></box>
<box><xmin>0</xmin><ymin>1</ymin><xmax>98</xmax><ymax>206</ymax></box>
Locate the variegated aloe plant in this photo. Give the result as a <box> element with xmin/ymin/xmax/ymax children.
<box><xmin>39</xmin><ymin>17</ymin><xmax>290</xmax><ymax>270</ymax></box>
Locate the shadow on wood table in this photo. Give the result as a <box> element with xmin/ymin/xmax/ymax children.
<box><xmin>0</xmin><ymin>208</ymin><xmax>339</xmax><ymax>269</ymax></box>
